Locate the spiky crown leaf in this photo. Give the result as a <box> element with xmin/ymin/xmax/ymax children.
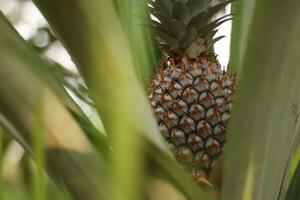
<box><xmin>149</xmin><ymin>0</ymin><xmax>233</xmax><ymax>58</ymax></box>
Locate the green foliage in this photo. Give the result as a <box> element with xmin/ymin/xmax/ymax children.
<box><xmin>0</xmin><ymin>0</ymin><xmax>299</xmax><ymax>200</ymax></box>
<box><xmin>150</xmin><ymin>0</ymin><xmax>232</xmax><ymax>58</ymax></box>
<box><xmin>223</xmin><ymin>0</ymin><xmax>300</xmax><ymax>199</ymax></box>
<box><xmin>286</xmin><ymin>161</ymin><xmax>300</xmax><ymax>200</ymax></box>
<box><xmin>0</xmin><ymin>12</ymin><xmax>109</xmax><ymax>199</ymax></box>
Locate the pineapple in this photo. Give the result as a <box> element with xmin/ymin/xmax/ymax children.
<box><xmin>148</xmin><ymin>0</ymin><xmax>236</xmax><ymax>182</ymax></box>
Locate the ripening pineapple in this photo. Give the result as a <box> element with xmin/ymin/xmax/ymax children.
<box><xmin>148</xmin><ymin>0</ymin><xmax>236</xmax><ymax>182</ymax></box>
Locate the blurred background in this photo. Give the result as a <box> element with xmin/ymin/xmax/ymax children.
<box><xmin>0</xmin><ymin>1</ymin><xmax>232</xmax><ymax>198</ymax></box>
<box><xmin>0</xmin><ymin>0</ymin><xmax>102</xmax><ymax>199</ymax></box>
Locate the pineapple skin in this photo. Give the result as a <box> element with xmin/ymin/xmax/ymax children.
<box><xmin>148</xmin><ymin>55</ymin><xmax>235</xmax><ymax>181</ymax></box>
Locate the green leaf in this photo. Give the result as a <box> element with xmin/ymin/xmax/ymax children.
<box><xmin>187</xmin><ymin>0</ymin><xmax>212</xmax><ymax>17</ymax></box>
<box><xmin>188</xmin><ymin>1</ymin><xmax>232</xmax><ymax>30</ymax></box>
<box><xmin>229</xmin><ymin>0</ymin><xmax>256</xmax><ymax>74</ymax></box>
<box><xmin>199</xmin><ymin>14</ymin><xmax>233</xmax><ymax>36</ymax></box>
<box><xmin>70</xmin><ymin>110</ymin><xmax>111</xmax><ymax>159</ymax></box>
<box><xmin>0</xmin><ymin>113</ymin><xmax>32</xmax><ymax>153</ymax></box>
<box><xmin>168</xmin><ymin>19</ymin><xmax>187</xmax><ymax>41</ymax></box>
<box><xmin>156</xmin><ymin>0</ymin><xmax>173</xmax><ymax>16</ymax></box>
<box><xmin>180</xmin><ymin>27</ymin><xmax>198</xmax><ymax>49</ymax></box>
<box><xmin>152</xmin><ymin>28</ymin><xmax>180</xmax><ymax>48</ymax></box>
<box><xmin>50</xmin><ymin>63</ymin><xmax>94</xmax><ymax>107</ymax></box>
<box><xmin>172</xmin><ymin>1</ymin><xmax>192</xmax><ymax>25</ymax></box>
<box><xmin>0</xmin><ymin>12</ymin><xmax>109</xmax><ymax>200</ymax></box>
<box><xmin>150</xmin><ymin>19</ymin><xmax>166</xmax><ymax>31</ymax></box>
<box><xmin>115</xmin><ymin>0</ymin><xmax>159</xmax><ymax>83</ymax></box>
<box><xmin>208</xmin><ymin>35</ymin><xmax>225</xmax><ymax>47</ymax></box>
<box><xmin>222</xmin><ymin>0</ymin><xmax>300</xmax><ymax>199</ymax></box>
<box><xmin>152</xmin><ymin>11</ymin><xmax>170</xmax><ymax>30</ymax></box>
<box><xmin>32</xmin><ymin>0</ymin><xmax>213</xmax><ymax>199</ymax></box>
<box><xmin>285</xmin><ymin>160</ymin><xmax>300</xmax><ymax>200</ymax></box>
<box><xmin>277</xmin><ymin>131</ymin><xmax>300</xmax><ymax>200</ymax></box>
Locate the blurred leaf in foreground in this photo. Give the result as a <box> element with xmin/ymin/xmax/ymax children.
<box><xmin>0</xmin><ymin>12</ymin><xmax>110</xmax><ymax>200</ymax></box>
<box><xmin>32</xmin><ymin>0</ymin><xmax>213</xmax><ymax>199</ymax></box>
<box><xmin>223</xmin><ymin>0</ymin><xmax>300</xmax><ymax>199</ymax></box>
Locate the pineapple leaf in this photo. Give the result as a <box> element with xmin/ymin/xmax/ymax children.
<box><xmin>278</xmin><ymin>139</ymin><xmax>300</xmax><ymax>200</ymax></box>
<box><xmin>199</xmin><ymin>15</ymin><xmax>233</xmax><ymax>37</ymax></box>
<box><xmin>172</xmin><ymin>1</ymin><xmax>192</xmax><ymax>25</ymax></box>
<box><xmin>115</xmin><ymin>0</ymin><xmax>158</xmax><ymax>83</ymax></box>
<box><xmin>222</xmin><ymin>0</ymin><xmax>300</xmax><ymax>199</ymax></box>
<box><xmin>229</xmin><ymin>0</ymin><xmax>256</xmax><ymax>74</ymax></box>
<box><xmin>0</xmin><ymin>113</ymin><xmax>32</xmax><ymax>154</ymax></box>
<box><xmin>206</xmin><ymin>29</ymin><xmax>218</xmax><ymax>39</ymax></box>
<box><xmin>0</xmin><ymin>11</ymin><xmax>110</xmax><ymax>200</ymax></box>
<box><xmin>69</xmin><ymin>110</ymin><xmax>111</xmax><ymax>159</ymax></box>
<box><xmin>208</xmin><ymin>35</ymin><xmax>225</xmax><ymax>48</ymax></box>
<box><xmin>180</xmin><ymin>27</ymin><xmax>198</xmax><ymax>49</ymax></box>
<box><xmin>277</xmin><ymin>138</ymin><xmax>300</xmax><ymax>200</ymax></box>
<box><xmin>150</xmin><ymin>19</ymin><xmax>166</xmax><ymax>31</ymax></box>
<box><xmin>156</xmin><ymin>0</ymin><xmax>173</xmax><ymax>16</ymax></box>
<box><xmin>151</xmin><ymin>27</ymin><xmax>180</xmax><ymax>48</ymax></box>
<box><xmin>152</xmin><ymin>11</ymin><xmax>173</xmax><ymax>32</ymax></box>
<box><xmin>285</xmin><ymin>161</ymin><xmax>300</xmax><ymax>200</ymax></box>
<box><xmin>32</xmin><ymin>0</ymin><xmax>213</xmax><ymax>199</ymax></box>
<box><xmin>168</xmin><ymin>19</ymin><xmax>187</xmax><ymax>41</ymax></box>
<box><xmin>188</xmin><ymin>0</ymin><xmax>232</xmax><ymax>30</ymax></box>
<box><xmin>187</xmin><ymin>0</ymin><xmax>212</xmax><ymax>17</ymax></box>
<box><xmin>50</xmin><ymin>62</ymin><xmax>95</xmax><ymax>107</ymax></box>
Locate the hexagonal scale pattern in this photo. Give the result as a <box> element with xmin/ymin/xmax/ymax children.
<box><xmin>148</xmin><ymin>57</ymin><xmax>235</xmax><ymax>177</ymax></box>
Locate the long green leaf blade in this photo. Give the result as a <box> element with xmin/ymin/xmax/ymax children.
<box><xmin>32</xmin><ymin>0</ymin><xmax>213</xmax><ymax>199</ymax></box>
<box><xmin>285</xmin><ymin>161</ymin><xmax>300</xmax><ymax>200</ymax></box>
<box><xmin>222</xmin><ymin>0</ymin><xmax>300</xmax><ymax>199</ymax></box>
<box><xmin>0</xmin><ymin>12</ymin><xmax>109</xmax><ymax>200</ymax></box>
<box><xmin>229</xmin><ymin>0</ymin><xmax>255</xmax><ymax>74</ymax></box>
<box><xmin>114</xmin><ymin>0</ymin><xmax>158</xmax><ymax>84</ymax></box>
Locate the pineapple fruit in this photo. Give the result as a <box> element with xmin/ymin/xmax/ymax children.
<box><xmin>148</xmin><ymin>0</ymin><xmax>236</xmax><ymax>182</ymax></box>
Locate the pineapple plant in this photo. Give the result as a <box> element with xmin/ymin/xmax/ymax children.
<box><xmin>148</xmin><ymin>0</ymin><xmax>236</xmax><ymax>181</ymax></box>
<box><xmin>1</xmin><ymin>0</ymin><xmax>300</xmax><ymax>199</ymax></box>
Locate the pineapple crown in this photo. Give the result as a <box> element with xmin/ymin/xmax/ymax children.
<box><xmin>149</xmin><ymin>0</ymin><xmax>233</xmax><ymax>58</ymax></box>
